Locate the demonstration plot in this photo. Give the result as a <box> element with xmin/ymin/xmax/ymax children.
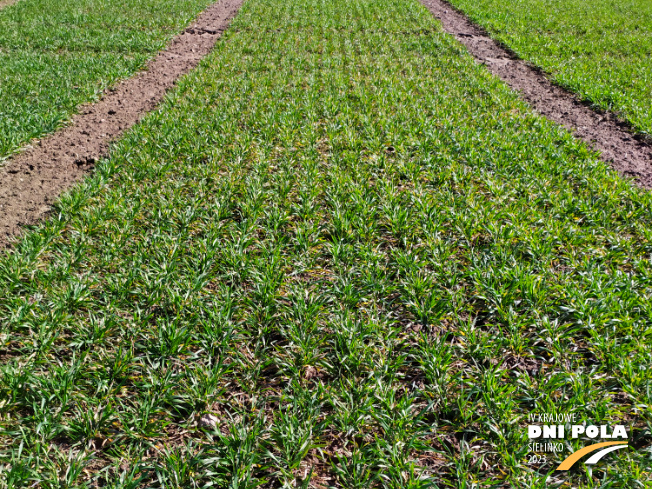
<box><xmin>445</xmin><ymin>0</ymin><xmax>652</xmax><ymax>136</ymax></box>
<box><xmin>0</xmin><ymin>0</ymin><xmax>214</xmax><ymax>161</ymax></box>
<box><xmin>0</xmin><ymin>0</ymin><xmax>650</xmax><ymax>486</ymax></box>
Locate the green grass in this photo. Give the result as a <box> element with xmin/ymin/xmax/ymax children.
<box><xmin>445</xmin><ymin>0</ymin><xmax>652</xmax><ymax>136</ymax></box>
<box><xmin>0</xmin><ymin>0</ymin><xmax>214</xmax><ymax>161</ymax></box>
<box><xmin>1</xmin><ymin>0</ymin><xmax>652</xmax><ymax>486</ymax></box>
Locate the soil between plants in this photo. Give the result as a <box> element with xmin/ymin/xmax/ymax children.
<box><xmin>0</xmin><ymin>0</ymin><xmax>18</xmax><ymax>9</ymax></box>
<box><xmin>0</xmin><ymin>0</ymin><xmax>245</xmax><ymax>247</ymax></box>
<box><xmin>420</xmin><ymin>0</ymin><xmax>652</xmax><ymax>189</ymax></box>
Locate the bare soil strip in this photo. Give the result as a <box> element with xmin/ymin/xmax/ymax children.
<box><xmin>0</xmin><ymin>0</ymin><xmax>244</xmax><ymax>245</ymax></box>
<box><xmin>420</xmin><ymin>0</ymin><xmax>652</xmax><ymax>189</ymax></box>
<box><xmin>0</xmin><ymin>0</ymin><xmax>18</xmax><ymax>9</ymax></box>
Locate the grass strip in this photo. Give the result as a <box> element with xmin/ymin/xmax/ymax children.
<box><xmin>444</xmin><ymin>0</ymin><xmax>652</xmax><ymax>137</ymax></box>
<box><xmin>1</xmin><ymin>0</ymin><xmax>651</xmax><ymax>486</ymax></box>
<box><xmin>0</xmin><ymin>0</ymin><xmax>215</xmax><ymax>161</ymax></box>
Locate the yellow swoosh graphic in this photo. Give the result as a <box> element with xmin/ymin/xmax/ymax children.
<box><xmin>556</xmin><ymin>441</ymin><xmax>628</xmax><ymax>470</ymax></box>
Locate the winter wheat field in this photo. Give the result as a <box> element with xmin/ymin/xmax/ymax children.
<box><xmin>0</xmin><ymin>0</ymin><xmax>651</xmax><ymax>487</ymax></box>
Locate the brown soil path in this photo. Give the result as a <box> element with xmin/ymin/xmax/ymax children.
<box><xmin>0</xmin><ymin>0</ymin><xmax>18</xmax><ymax>9</ymax></box>
<box><xmin>420</xmin><ymin>0</ymin><xmax>652</xmax><ymax>189</ymax></box>
<box><xmin>0</xmin><ymin>0</ymin><xmax>245</xmax><ymax>246</ymax></box>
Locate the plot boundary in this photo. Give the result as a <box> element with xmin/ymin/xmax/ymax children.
<box><xmin>420</xmin><ymin>0</ymin><xmax>652</xmax><ymax>188</ymax></box>
<box><xmin>0</xmin><ymin>0</ymin><xmax>245</xmax><ymax>246</ymax></box>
